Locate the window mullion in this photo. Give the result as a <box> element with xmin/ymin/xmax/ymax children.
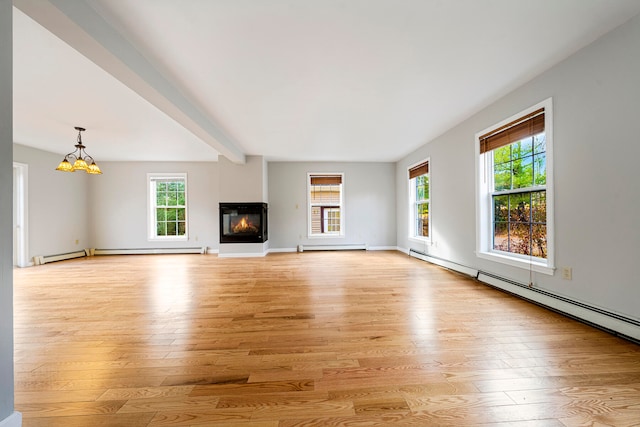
<box><xmin>491</xmin><ymin>186</ymin><xmax>545</xmax><ymax>197</ymax></box>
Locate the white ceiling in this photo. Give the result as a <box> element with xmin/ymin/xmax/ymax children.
<box><xmin>12</xmin><ymin>0</ymin><xmax>640</xmax><ymax>163</ymax></box>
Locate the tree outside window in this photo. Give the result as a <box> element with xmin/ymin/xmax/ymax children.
<box><xmin>409</xmin><ymin>160</ymin><xmax>430</xmax><ymax>240</ymax></box>
<box><xmin>149</xmin><ymin>174</ymin><xmax>187</xmax><ymax>240</ymax></box>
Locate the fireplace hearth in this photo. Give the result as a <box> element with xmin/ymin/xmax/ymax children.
<box><xmin>219</xmin><ymin>203</ymin><xmax>268</xmax><ymax>244</ymax></box>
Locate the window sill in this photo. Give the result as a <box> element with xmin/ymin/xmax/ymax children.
<box><xmin>477</xmin><ymin>251</ymin><xmax>555</xmax><ymax>275</ymax></box>
<box><xmin>148</xmin><ymin>236</ymin><xmax>189</xmax><ymax>242</ymax></box>
<box><xmin>409</xmin><ymin>237</ymin><xmax>432</xmax><ymax>245</ymax></box>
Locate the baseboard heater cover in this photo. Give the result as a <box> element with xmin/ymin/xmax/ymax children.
<box><xmin>409</xmin><ymin>249</ymin><xmax>479</xmax><ymax>277</ymax></box>
<box><xmin>300</xmin><ymin>244</ymin><xmax>366</xmax><ymax>252</ymax></box>
<box><xmin>0</xmin><ymin>411</ymin><xmax>22</xmax><ymax>427</ymax></box>
<box><xmin>409</xmin><ymin>249</ymin><xmax>640</xmax><ymax>343</ymax></box>
<box><xmin>94</xmin><ymin>247</ymin><xmax>207</xmax><ymax>255</ymax></box>
<box><xmin>33</xmin><ymin>250</ymin><xmax>87</xmax><ymax>265</ymax></box>
<box><xmin>478</xmin><ymin>271</ymin><xmax>640</xmax><ymax>343</ymax></box>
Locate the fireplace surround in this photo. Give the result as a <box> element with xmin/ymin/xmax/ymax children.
<box><xmin>219</xmin><ymin>202</ymin><xmax>268</xmax><ymax>244</ymax></box>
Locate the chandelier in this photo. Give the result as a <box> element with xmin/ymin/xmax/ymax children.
<box><xmin>55</xmin><ymin>126</ymin><xmax>102</xmax><ymax>174</ymax></box>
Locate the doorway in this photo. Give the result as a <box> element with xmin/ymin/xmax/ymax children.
<box><xmin>13</xmin><ymin>162</ymin><xmax>28</xmax><ymax>267</ymax></box>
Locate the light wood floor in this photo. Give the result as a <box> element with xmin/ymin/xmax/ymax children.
<box><xmin>13</xmin><ymin>251</ymin><xmax>640</xmax><ymax>426</ymax></box>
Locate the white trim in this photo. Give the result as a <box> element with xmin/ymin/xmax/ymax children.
<box><xmin>0</xmin><ymin>412</ymin><xmax>22</xmax><ymax>427</ymax></box>
<box><xmin>477</xmin><ymin>251</ymin><xmax>554</xmax><ymax>275</ymax></box>
<box><xmin>268</xmin><ymin>247</ymin><xmax>297</xmax><ymax>253</ymax></box>
<box><xmin>12</xmin><ymin>162</ymin><xmax>29</xmax><ymax>267</ymax></box>
<box><xmin>218</xmin><ymin>241</ymin><xmax>269</xmax><ymax>257</ymax></box>
<box><xmin>301</xmin><ymin>244</ymin><xmax>366</xmax><ymax>251</ymax></box>
<box><xmin>147</xmin><ymin>173</ymin><xmax>188</xmax><ymax>241</ymax></box>
<box><xmin>218</xmin><ymin>251</ymin><xmax>267</xmax><ymax>258</ymax></box>
<box><xmin>475</xmin><ymin>98</ymin><xmax>554</xmax><ymax>273</ymax></box>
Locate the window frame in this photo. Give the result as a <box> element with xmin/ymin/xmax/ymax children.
<box><xmin>148</xmin><ymin>173</ymin><xmax>188</xmax><ymax>241</ymax></box>
<box><xmin>408</xmin><ymin>158</ymin><xmax>431</xmax><ymax>243</ymax></box>
<box><xmin>475</xmin><ymin>98</ymin><xmax>555</xmax><ymax>274</ymax></box>
<box><xmin>307</xmin><ymin>173</ymin><xmax>345</xmax><ymax>238</ymax></box>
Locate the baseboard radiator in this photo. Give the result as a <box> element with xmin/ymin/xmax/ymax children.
<box><xmin>409</xmin><ymin>249</ymin><xmax>640</xmax><ymax>343</ymax></box>
<box><xmin>409</xmin><ymin>249</ymin><xmax>479</xmax><ymax>277</ymax></box>
<box><xmin>299</xmin><ymin>244</ymin><xmax>367</xmax><ymax>252</ymax></box>
<box><xmin>34</xmin><ymin>247</ymin><xmax>207</xmax><ymax>264</ymax></box>
<box><xmin>94</xmin><ymin>247</ymin><xmax>207</xmax><ymax>255</ymax></box>
<box><xmin>33</xmin><ymin>250</ymin><xmax>88</xmax><ymax>265</ymax></box>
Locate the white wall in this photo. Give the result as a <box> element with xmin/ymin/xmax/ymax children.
<box><xmin>269</xmin><ymin>162</ymin><xmax>396</xmax><ymax>250</ymax></box>
<box><xmin>89</xmin><ymin>161</ymin><xmax>219</xmax><ymax>251</ymax></box>
<box><xmin>397</xmin><ymin>14</ymin><xmax>640</xmax><ymax>322</ymax></box>
<box><xmin>13</xmin><ymin>144</ymin><xmax>90</xmax><ymax>260</ymax></box>
<box><xmin>219</xmin><ymin>155</ymin><xmax>267</xmax><ymax>203</ymax></box>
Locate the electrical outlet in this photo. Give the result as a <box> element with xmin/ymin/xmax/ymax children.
<box><xmin>562</xmin><ymin>267</ymin><xmax>572</xmax><ymax>280</ymax></box>
<box><xmin>75</xmin><ymin>239</ymin><xmax>79</xmax><ymax>245</ymax></box>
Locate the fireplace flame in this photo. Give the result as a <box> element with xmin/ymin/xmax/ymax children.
<box><xmin>233</xmin><ymin>216</ymin><xmax>259</xmax><ymax>233</ymax></box>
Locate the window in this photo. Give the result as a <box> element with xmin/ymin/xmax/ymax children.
<box><xmin>148</xmin><ymin>174</ymin><xmax>187</xmax><ymax>240</ymax></box>
<box><xmin>308</xmin><ymin>173</ymin><xmax>344</xmax><ymax>237</ymax></box>
<box><xmin>476</xmin><ymin>99</ymin><xmax>554</xmax><ymax>274</ymax></box>
<box><xmin>409</xmin><ymin>160</ymin><xmax>430</xmax><ymax>240</ymax></box>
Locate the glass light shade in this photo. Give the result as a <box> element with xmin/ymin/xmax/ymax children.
<box><xmin>55</xmin><ymin>159</ymin><xmax>74</xmax><ymax>172</ymax></box>
<box><xmin>72</xmin><ymin>158</ymin><xmax>88</xmax><ymax>171</ymax></box>
<box><xmin>86</xmin><ymin>162</ymin><xmax>102</xmax><ymax>175</ymax></box>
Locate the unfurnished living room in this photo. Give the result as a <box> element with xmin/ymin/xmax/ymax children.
<box><xmin>2</xmin><ymin>1</ymin><xmax>640</xmax><ymax>426</ymax></box>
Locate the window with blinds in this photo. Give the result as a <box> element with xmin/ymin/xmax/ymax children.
<box><xmin>476</xmin><ymin>98</ymin><xmax>554</xmax><ymax>273</ymax></box>
<box><xmin>308</xmin><ymin>174</ymin><xmax>344</xmax><ymax>236</ymax></box>
<box><xmin>408</xmin><ymin>160</ymin><xmax>430</xmax><ymax>240</ymax></box>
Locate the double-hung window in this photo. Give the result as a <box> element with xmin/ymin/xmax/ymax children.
<box><xmin>409</xmin><ymin>160</ymin><xmax>430</xmax><ymax>240</ymax></box>
<box><xmin>308</xmin><ymin>173</ymin><xmax>344</xmax><ymax>237</ymax></box>
<box><xmin>148</xmin><ymin>173</ymin><xmax>187</xmax><ymax>240</ymax></box>
<box><xmin>476</xmin><ymin>99</ymin><xmax>554</xmax><ymax>273</ymax></box>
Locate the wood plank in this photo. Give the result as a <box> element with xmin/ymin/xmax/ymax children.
<box><xmin>12</xmin><ymin>251</ymin><xmax>640</xmax><ymax>426</ymax></box>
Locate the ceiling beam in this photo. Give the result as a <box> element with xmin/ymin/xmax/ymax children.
<box><xmin>14</xmin><ymin>0</ymin><xmax>246</xmax><ymax>163</ymax></box>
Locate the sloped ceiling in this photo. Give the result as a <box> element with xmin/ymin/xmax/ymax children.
<box><xmin>12</xmin><ymin>0</ymin><xmax>640</xmax><ymax>163</ymax></box>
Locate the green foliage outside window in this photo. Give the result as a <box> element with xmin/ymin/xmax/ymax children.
<box><xmin>414</xmin><ymin>174</ymin><xmax>429</xmax><ymax>238</ymax></box>
<box><xmin>154</xmin><ymin>180</ymin><xmax>186</xmax><ymax>237</ymax></box>
<box><xmin>492</xmin><ymin>135</ymin><xmax>547</xmax><ymax>258</ymax></box>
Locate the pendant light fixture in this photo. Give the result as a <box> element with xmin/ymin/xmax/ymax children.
<box><xmin>55</xmin><ymin>126</ymin><xmax>102</xmax><ymax>174</ymax></box>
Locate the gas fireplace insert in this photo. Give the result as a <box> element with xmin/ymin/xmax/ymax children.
<box><xmin>219</xmin><ymin>203</ymin><xmax>268</xmax><ymax>243</ymax></box>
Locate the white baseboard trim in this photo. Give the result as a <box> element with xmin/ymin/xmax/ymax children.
<box><xmin>366</xmin><ymin>245</ymin><xmax>398</xmax><ymax>251</ymax></box>
<box><xmin>268</xmin><ymin>248</ymin><xmax>297</xmax><ymax>253</ymax></box>
<box><xmin>0</xmin><ymin>412</ymin><xmax>22</xmax><ymax>427</ymax></box>
<box><xmin>301</xmin><ymin>244</ymin><xmax>366</xmax><ymax>251</ymax></box>
<box><xmin>264</xmin><ymin>246</ymin><xmax>397</xmax><ymax>253</ymax></box>
<box><xmin>218</xmin><ymin>251</ymin><xmax>267</xmax><ymax>258</ymax></box>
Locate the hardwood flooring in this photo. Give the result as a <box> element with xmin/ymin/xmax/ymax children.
<box><xmin>12</xmin><ymin>251</ymin><xmax>640</xmax><ymax>426</ymax></box>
